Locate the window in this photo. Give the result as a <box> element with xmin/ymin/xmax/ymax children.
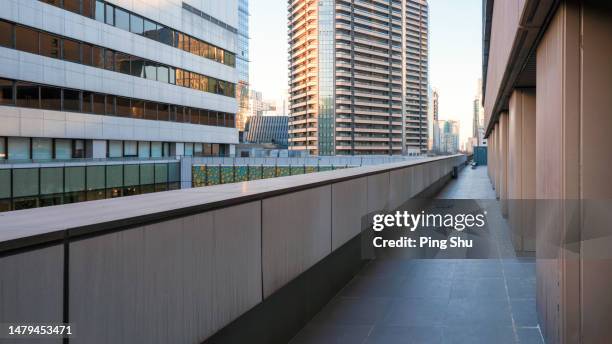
<box><xmin>159</xmin><ymin>26</ymin><xmax>174</xmax><ymax>46</ymax></box>
<box><xmin>115</xmin><ymin>8</ymin><xmax>130</xmax><ymax>31</ymax></box>
<box><xmin>116</xmin><ymin>97</ymin><xmax>130</xmax><ymax>117</ymax></box>
<box><xmin>123</xmin><ymin>141</ymin><xmax>137</xmax><ymax>157</ymax></box>
<box><xmin>177</xmin><ymin>32</ymin><xmax>188</xmax><ymax>51</ymax></box>
<box><xmin>0</xmin><ymin>78</ymin><xmax>13</xmax><ymax>105</ymax></box>
<box><xmin>40</xmin><ymin>86</ymin><xmax>61</xmax><ymax>110</ymax></box>
<box><xmin>63</xmin><ymin>39</ymin><xmax>81</xmax><ymax>63</ymax></box>
<box><xmin>32</xmin><ymin>138</ymin><xmax>52</xmax><ymax>160</ymax></box>
<box><xmin>144</xmin><ymin>62</ymin><xmax>157</xmax><ymax>81</ymax></box>
<box><xmin>157</xmin><ymin>65</ymin><xmax>169</xmax><ymax>83</ymax></box>
<box><xmin>200</xmin><ymin>110</ymin><xmax>209</xmax><ymax>125</ymax></box>
<box><xmin>143</xmin><ymin>20</ymin><xmax>158</xmax><ymax>41</ymax></box>
<box><xmin>16</xmin><ymin>26</ymin><xmax>39</xmax><ymax>54</ymax></box>
<box><xmin>0</xmin><ymin>137</ymin><xmax>6</xmax><ymax>159</ymax></box>
<box><xmin>39</xmin><ymin>32</ymin><xmax>61</xmax><ymax>59</ymax></box>
<box><xmin>94</xmin><ymin>1</ymin><xmax>105</xmax><ymax>23</ymax></box>
<box><xmin>151</xmin><ymin>142</ymin><xmax>162</xmax><ymax>158</ymax></box>
<box><xmin>63</xmin><ymin>89</ymin><xmax>81</xmax><ymax>112</ymax></box>
<box><xmin>144</xmin><ymin>102</ymin><xmax>157</xmax><ymax>120</ymax></box>
<box><xmin>104</xmin><ymin>49</ymin><xmax>114</xmax><ymax>71</ymax></box>
<box><xmin>0</xmin><ymin>21</ymin><xmax>13</xmax><ymax>48</ymax></box>
<box><xmin>204</xmin><ymin>143</ymin><xmax>212</xmax><ymax>156</ymax></box>
<box><xmin>115</xmin><ymin>52</ymin><xmax>131</xmax><ymax>74</ymax></box>
<box><xmin>64</xmin><ymin>0</ymin><xmax>81</xmax><ymax>14</ymax></box>
<box><xmin>82</xmin><ymin>92</ymin><xmax>93</xmax><ymax>113</ymax></box>
<box><xmin>130</xmin><ymin>56</ymin><xmax>145</xmax><ymax>78</ymax></box>
<box><xmin>82</xmin><ymin>0</ymin><xmax>94</xmax><ymax>18</ymax></box>
<box><xmin>209</xmin><ymin>111</ymin><xmax>218</xmax><ymax>126</ymax></box>
<box><xmin>8</xmin><ymin>137</ymin><xmax>31</xmax><ymax>160</ymax></box>
<box><xmin>105</xmin><ymin>95</ymin><xmax>115</xmax><ymax>115</ymax></box>
<box><xmin>16</xmin><ymin>82</ymin><xmax>39</xmax><ymax>108</ymax></box>
<box><xmin>82</xmin><ymin>44</ymin><xmax>93</xmax><ymax>65</ymax></box>
<box><xmin>138</xmin><ymin>141</ymin><xmax>150</xmax><ymax>157</ymax></box>
<box><xmin>212</xmin><ymin>144</ymin><xmax>220</xmax><ymax>156</ymax></box>
<box><xmin>55</xmin><ymin>139</ymin><xmax>72</xmax><ymax>159</ymax></box>
<box><xmin>227</xmin><ymin>113</ymin><xmax>235</xmax><ymax>128</ymax></box>
<box><xmin>189</xmin><ymin>37</ymin><xmax>200</xmax><ymax>56</ymax></box>
<box><xmin>190</xmin><ymin>73</ymin><xmax>200</xmax><ymax>90</ymax></box>
<box><xmin>194</xmin><ymin>143</ymin><xmax>203</xmax><ymax>157</ymax></box>
<box><xmin>158</xmin><ymin>104</ymin><xmax>169</xmax><ymax>121</ymax></box>
<box><xmin>130</xmin><ymin>14</ymin><xmax>144</xmax><ymax>34</ymax></box>
<box><xmin>131</xmin><ymin>100</ymin><xmax>144</xmax><ymax>118</ymax></box>
<box><xmin>208</xmin><ymin>78</ymin><xmax>217</xmax><ymax>94</ymax></box>
<box><xmin>184</xmin><ymin>143</ymin><xmax>193</xmax><ymax>156</ymax></box>
<box><xmin>92</xmin><ymin>93</ymin><xmax>105</xmax><ymax>114</ymax></box>
<box><xmin>105</xmin><ymin>4</ymin><xmax>114</xmax><ymax>26</ymax></box>
<box><xmin>92</xmin><ymin>46</ymin><xmax>104</xmax><ymax>68</ymax></box>
<box><xmin>108</xmin><ymin>140</ymin><xmax>122</xmax><ymax>158</ymax></box>
<box><xmin>190</xmin><ymin>109</ymin><xmax>200</xmax><ymax>124</ymax></box>
<box><xmin>169</xmin><ymin>67</ymin><xmax>176</xmax><ymax>84</ymax></box>
<box><xmin>200</xmin><ymin>43</ymin><xmax>209</xmax><ymax>59</ymax></box>
<box><xmin>73</xmin><ymin>139</ymin><xmax>85</xmax><ymax>158</ymax></box>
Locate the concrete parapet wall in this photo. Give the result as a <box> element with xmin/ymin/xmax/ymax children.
<box><xmin>0</xmin><ymin>155</ymin><xmax>465</xmax><ymax>343</ymax></box>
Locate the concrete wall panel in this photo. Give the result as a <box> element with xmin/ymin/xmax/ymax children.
<box><xmin>262</xmin><ymin>186</ymin><xmax>332</xmax><ymax>297</ymax></box>
<box><xmin>332</xmin><ymin>177</ymin><xmax>368</xmax><ymax>250</ymax></box>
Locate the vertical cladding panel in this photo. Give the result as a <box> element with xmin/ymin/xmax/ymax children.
<box><xmin>332</xmin><ymin>177</ymin><xmax>368</xmax><ymax>250</ymax></box>
<box><xmin>535</xmin><ymin>3</ymin><xmax>581</xmax><ymax>343</ymax></box>
<box><xmin>389</xmin><ymin>168</ymin><xmax>411</xmax><ymax>210</ymax></box>
<box><xmin>70</xmin><ymin>215</ymin><xmax>216</xmax><ymax>344</ymax></box>
<box><xmin>579</xmin><ymin>2</ymin><xmax>612</xmax><ymax>343</ymax></box>
<box><xmin>262</xmin><ymin>186</ymin><xmax>332</xmax><ymax>297</ymax></box>
<box><xmin>0</xmin><ymin>245</ymin><xmax>63</xmax><ymax>344</ymax></box>
<box><xmin>367</xmin><ymin>172</ymin><xmax>390</xmax><ymax>214</ymax></box>
<box><xmin>212</xmin><ymin>202</ymin><xmax>263</xmax><ymax>331</ymax></box>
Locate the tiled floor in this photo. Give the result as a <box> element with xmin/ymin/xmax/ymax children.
<box><xmin>289</xmin><ymin>167</ymin><xmax>544</xmax><ymax>344</ymax></box>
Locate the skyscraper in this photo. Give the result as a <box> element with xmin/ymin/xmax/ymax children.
<box><xmin>472</xmin><ymin>78</ymin><xmax>486</xmax><ymax>146</ymax></box>
<box><xmin>404</xmin><ymin>0</ymin><xmax>430</xmax><ymax>155</ymax></box>
<box><xmin>287</xmin><ymin>0</ymin><xmax>429</xmax><ymax>156</ymax></box>
<box><xmin>236</xmin><ymin>0</ymin><xmax>250</xmax><ymax>138</ymax></box>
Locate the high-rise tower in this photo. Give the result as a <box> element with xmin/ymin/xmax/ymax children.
<box><xmin>289</xmin><ymin>0</ymin><xmax>429</xmax><ymax>156</ymax></box>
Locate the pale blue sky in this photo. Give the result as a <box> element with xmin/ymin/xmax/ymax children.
<box><xmin>250</xmin><ymin>0</ymin><xmax>483</xmax><ymax>145</ymax></box>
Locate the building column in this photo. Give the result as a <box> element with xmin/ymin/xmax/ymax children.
<box><xmin>494</xmin><ymin>122</ymin><xmax>501</xmax><ymax>198</ymax></box>
<box><xmin>498</xmin><ymin>112</ymin><xmax>509</xmax><ymax>217</ymax></box>
<box><xmin>508</xmin><ymin>89</ymin><xmax>536</xmax><ymax>252</ymax></box>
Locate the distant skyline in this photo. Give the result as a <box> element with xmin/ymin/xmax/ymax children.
<box><xmin>250</xmin><ymin>0</ymin><xmax>482</xmax><ymax>147</ymax></box>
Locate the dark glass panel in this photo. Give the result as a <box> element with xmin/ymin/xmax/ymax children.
<box><xmin>130</xmin><ymin>56</ymin><xmax>145</xmax><ymax>77</ymax></box>
<box><xmin>182</xmin><ymin>106</ymin><xmax>190</xmax><ymax>123</ymax></box>
<box><xmin>105</xmin><ymin>95</ymin><xmax>116</xmax><ymax>115</ymax></box>
<box><xmin>209</xmin><ymin>111</ymin><xmax>218</xmax><ymax>126</ymax></box>
<box><xmin>189</xmin><ymin>36</ymin><xmax>199</xmax><ymax>55</ymax></box>
<box><xmin>190</xmin><ymin>108</ymin><xmax>200</xmax><ymax>124</ymax></box>
<box><xmin>39</xmin><ymin>32</ymin><xmax>61</xmax><ymax>59</ymax></box>
<box><xmin>199</xmin><ymin>42</ymin><xmax>209</xmax><ymax>59</ymax></box>
<box><xmin>0</xmin><ymin>78</ymin><xmax>14</xmax><ymax>105</ymax></box>
<box><xmin>82</xmin><ymin>0</ymin><xmax>93</xmax><ymax>18</ymax></box>
<box><xmin>63</xmin><ymin>39</ymin><xmax>81</xmax><ymax>63</ymax></box>
<box><xmin>82</xmin><ymin>44</ymin><xmax>93</xmax><ymax>65</ymax></box>
<box><xmin>92</xmin><ymin>46</ymin><xmax>104</xmax><ymax>68</ymax></box>
<box><xmin>208</xmin><ymin>78</ymin><xmax>217</xmax><ymax>94</ymax></box>
<box><xmin>15</xmin><ymin>26</ymin><xmax>38</xmax><ymax>54</ymax></box>
<box><xmin>116</xmin><ymin>97</ymin><xmax>130</xmax><ymax>117</ymax></box>
<box><xmin>93</xmin><ymin>93</ymin><xmax>105</xmax><ymax>114</ymax></box>
<box><xmin>130</xmin><ymin>14</ymin><xmax>144</xmax><ymax>35</ymax></box>
<box><xmin>63</xmin><ymin>89</ymin><xmax>81</xmax><ymax>112</ymax></box>
<box><xmin>40</xmin><ymin>86</ymin><xmax>61</xmax><ymax>110</ymax></box>
<box><xmin>143</xmin><ymin>20</ymin><xmax>158</xmax><ymax>41</ymax></box>
<box><xmin>115</xmin><ymin>52</ymin><xmax>131</xmax><ymax>74</ymax></box>
<box><xmin>144</xmin><ymin>102</ymin><xmax>157</xmax><ymax>120</ymax></box>
<box><xmin>115</xmin><ymin>8</ymin><xmax>130</xmax><ymax>31</ymax></box>
<box><xmin>104</xmin><ymin>49</ymin><xmax>114</xmax><ymax>71</ymax></box>
<box><xmin>177</xmin><ymin>32</ymin><xmax>188</xmax><ymax>51</ymax></box>
<box><xmin>175</xmin><ymin>106</ymin><xmax>184</xmax><ymax>122</ymax></box>
<box><xmin>64</xmin><ymin>0</ymin><xmax>81</xmax><ymax>14</ymax></box>
<box><xmin>73</xmin><ymin>139</ymin><xmax>85</xmax><ymax>158</ymax></box>
<box><xmin>158</xmin><ymin>104</ymin><xmax>169</xmax><ymax>121</ymax></box>
<box><xmin>158</xmin><ymin>26</ymin><xmax>173</xmax><ymax>46</ymax></box>
<box><xmin>82</xmin><ymin>92</ymin><xmax>93</xmax><ymax>113</ymax></box>
<box><xmin>131</xmin><ymin>99</ymin><xmax>144</xmax><ymax>118</ymax></box>
<box><xmin>0</xmin><ymin>21</ymin><xmax>13</xmax><ymax>48</ymax></box>
<box><xmin>200</xmin><ymin>110</ymin><xmax>209</xmax><ymax>125</ymax></box>
<box><xmin>16</xmin><ymin>82</ymin><xmax>39</xmax><ymax>108</ymax></box>
<box><xmin>227</xmin><ymin>113</ymin><xmax>235</xmax><ymax>128</ymax></box>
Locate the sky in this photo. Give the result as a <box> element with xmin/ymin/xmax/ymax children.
<box><xmin>249</xmin><ymin>0</ymin><xmax>483</xmax><ymax>147</ymax></box>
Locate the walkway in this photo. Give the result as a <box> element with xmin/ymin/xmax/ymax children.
<box><xmin>289</xmin><ymin>166</ymin><xmax>543</xmax><ymax>344</ymax></box>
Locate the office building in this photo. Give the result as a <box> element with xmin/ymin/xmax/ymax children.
<box><xmin>244</xmin><ymin>115</ymin><xmax>289</xmax><ymax>147</ymax></box>
<box><xmin>287</xmin><ymin>0</ymin><xmax>428</xmax><ymax>156</ymax></box>
<box><xmin>432</xmin><ymin>119</ymin><xmax>458</xmax><ymax>154</ymax></box>
<box><xmin>0</xmin><ymin>0</ymin><xmax>240</xmax><ymax>211</ymax></box>
<box><xmin>472</xmin><ymin>78</ymin><xmax>486</xmax><ymax>146</ymax></box>
<box><xmin>236</xmin><ymin>0</ymin><xmax>250</xmax><ymax>135</ymax></box>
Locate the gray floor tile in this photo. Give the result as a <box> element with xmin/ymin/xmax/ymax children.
<box><xmin>312</xmin><ymin>297</ymin><xmax>393</xmax><ymax>326</ymax></box>
<box><xmin>511</xmin><ymin>299</ymin><xmax>539</xmax><ymax>327</ymax></box>
<box><xmin>290</xmin><ymin>324</ymin><xmax>373</xmax><ymax>344</ymax></box>
<box><xmin>450</xmin><ymin>277</ymin><xmax>507</xmax><ymax>299</ymax></box>
<box><xmin>442</xmin><ymin>326</ymin><xmax>516</xmax><ymax>344</ymax></box>
<box><xmin>444</xmin><ymin>298</ymin><xmax>512</xmax><ymax>326</ymax></box>
<box><xmin>516</xmin><ymin>327</ymin><xmax>545</xmax><ymax>344</ymax></box>
<box><xmin>365</xmin><ymin>325</ymin><xmax>443</xmax><ymax>344</ymax></box>
<box><xmin>383</xmin><ymin>298</ymin><xmax>449</xmax><ymax>327</ymax></box>
<box><xmin>506</xmin><ymin>278</ymin><xmax>536</xmax><ymax>299</ymax></box>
